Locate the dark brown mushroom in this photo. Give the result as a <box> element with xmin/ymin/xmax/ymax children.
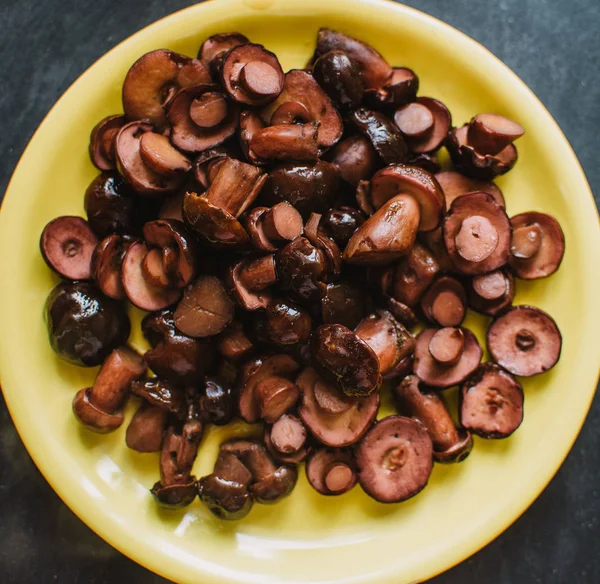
<box><xmin>420</xmin><ymin>276</ymin><xmax>467</xmax><ymax>327</ymax></box>
<box><xmin>443</xmin><ymin>192</ymin><xmax>511</xmax><ymax>274</ymax></box>
<box><xmin>320</xmin><ymin>281</ymin><xmax>365</xmax><ymax>329</ymax></box>
<box><xmin>414</xmin><ymin>327</ymin><xmax>482</xmax><ymax>388</ymax></box>
<box><xmin>89</xmin><ymin>115</ymin><xmax>126</xmax><ymax>171</ymax></box>
<box><xmin>218</xmin><ymin>322</ymin><xmax>254</xmax><ymax>362</ymax></box>
<box><xmin>250</xmin><ymin>123</ymin><xmax>319</xmax><ymax>162</ymax></box>
<box><xmin>306</xmin><ymin>448</ymin><xmax>358</xmax><ymax>495</ymax></box>
<box><xmin>45</xmin><ymin>281</ymin><xmax>130</xmax><ymax>367</ymax></box>
<box><xmin>197</xmin><ymin>376</ymin><xmax>236</xmax><ymax>426</ymax></box>
<box><xmin>364</xmin><ymin>67</ymin><xmax>419</xmax><ymax>110</ymax></box>
<box><xmin>173</xmin><ymin>275</ymin><xmax>234</xmax><ymax>338</ymax></box>
<box><xmin>91</xmin><ymin>234</ymin><xmax>134</xmax><ymax>300</ymax></box>
<box><xmin>394</xmin><ymin>375</ymin><xmax>472</xmax><ymax>463</ymax></box>
<box><xmin>260</xmin><ymin>70</ymin><xmax>343</xmax><ymax>150</ymax></box>
<box><xmin>183</xmin><ymin>157</ymin><xmax>266</xmax><ymax>247</ymax></box>
<box><xmin>220</xmin><ymin>43</ymin><xmax>284</xmax><ymax>106</ymax></box>
<box><xmin>270</xmin><ymin>101</ymin><xmax>311</xmax><ymax>125</ymax></box>
<box><xmin>312</xmin><ymin>50</ymin><xmax>364</xmax><ymax>111</ymax></box>
<box><xmin>297</xmin><ymin>367</ymin><xmax>379</xmax><ymax>447</ymax></box>
<box><xmin>326</xmin><ymin>135</ymin><xmax>378</xmax><ymax>187</ymax></box>
<box><xmin>467</xmin><ymin>114</ymin><xmax>525</xmax><ymax>156</ymax></box>
<box><xmin>192</xmin><ymin>147</ymin><xmax>229</xmax><ymax>188</ymax></box>
<box><xmin>244</xmin><ymin>202</ymin><xmax>303</xmax><ymax>253</ymax></box>
<box><xmin>390</xmin><ymin>243</ymin><xmax>440</xmax><ymax>307</ymax></box>
<box><xmin>349</xmin><ymin>109</ymin><xmax>407</xmax><ymax>165</ymax></box>
<box><xmin>139</xmin><ymin>132</ymin><xmax>191</xmax><ymax>176</ymax></box>
<box><xmin>159</xmin><ymin>192</ymin><xmax>185</xmax><ymax>222</ymax></box>
<box><xmin>198</xmin><ymin>32</ymin><xmax>250</xmax><ymax>74</ymax></box>
<box><xmin>312</xmin><ymin>324</ymin><xmax>381</xmax><ymax>397</ymax></box>
<box><xmin>468</xmin><ymin>269</ymin><xmax>515</xmax><ymax>316</ymax></box>
<box><xmin>130</xmin><ymin>377</ymin><xmax>186</xmax><ymax>418</ymax></box>
<box><xmin>434</xmin><ymin>170</ymin><xmax>505</xmax><ymax>209</ymax></box>
<box><xmin>40</xmin><ymin>216</ymin><xmax>98</xmax><ymax>280</ymax></box>
<box><xmin>399</xmin><ymin>97</ymin><xmax>452</xmax><ymax>153</ymax></box>
<box><xmin>509</xmin><ymin>212</ymin><xmax>565</xmax><ymax>279</ymax></box>
<box><xmin>258</xmin><ymin>298</ymin><xmax>312</xmax><ymax>347</ymax></box>
<box><xmin>382</xmin><ymin>296</ymin><xmax>419</xmax><ymax>330</ymax></box>
<box><xmin>322</xmin><ymin>207</ymin><xmax>365</xmax><ymax>248</ymax></box>
<box><xmin>355</xmin><ymin>179</ymin><xmax>374</xmax><ymax>216</ymax></box>
<box><xmin>460</xmin><ymin>363</ymin><xmax>524</xmax><ymax>438</ymax></box>
<box><xmin>303</xmin><ymin>213</ymin><xmax>343</xmax><ymax>281</ymax></box>
<box><xmin>356</xmin><ymin>415</ymin><xmax>433</xmax><ymax>503</ymax></box>
<box><xmin>313</xmin><ymin>28</ymin><xmax>392</xmax><ymax>90</ymax></box>
<box><xmin>407</xmin><ymin>152</ymin><xmax>442</xmax><ymax>174</ymax></box>
<box><xmin>167</xmin><ymin>85</ymin><xmax>239</xmax><ymax>153</ymax></box>
<box><xmin>487</xmin><ymin>306</ymin><xmax>562</xmax><ymax>376</ymax></box>
<box><xmin>72</xmin><ymin>347</ymin><xmax>146</xmax><ymax>433</ymax></box>
<box><xmin>126</xmin><ymin>402</ymin><xmax>169</xmax><ymax>453</ymax></box>
<box><xmin>227</xmin><ymin>254</ymin><xmax>277</xmax><ymax>310</ymax></box>
<box><xmin>238</xmin><ymin>110</ymin><xmax>266</xmax><ymax>165</ymax></box>
<box><xmin>419</xmin><ymin>227</ymin><xmax>455</xmax><ymax>273</ymax></box>
<box><xmin>264</xmin><ymin>414</ymin><xmax>309</xmax><ymax>463</ymax></box>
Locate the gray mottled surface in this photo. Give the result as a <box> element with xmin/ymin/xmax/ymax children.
<box><xmin>0</xmin><ymin>0</ymin><xmax>598</xmax><ymax>582</ymax></box>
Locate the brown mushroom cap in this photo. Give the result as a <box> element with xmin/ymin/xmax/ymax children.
<box><xmin>91</xmin><ymin>234</ymin><xmax>134</xmax><ymax>300</ymax></box>
<box><xmin>260</xmin><ymin>70</ymin><xmax>343</xmax><ymax>150</ymax></box>
<box><xmin>460</xmin><ymin>363</ymin><xmax>524</xmax><ymax>438</ymax></box>
<box><xmin>420</xmin><ymin>276</ymin><xmax>467</xmax><ymax>327</ymax></box>
<box><xmin>468</xmin><ymin>269</ymin><xmax>515</xmax><ymax>316</ymax></box>
<box><xmin>238</xmin><ymin>110</ymin><xmax>266</xmax><ymax>165</ymax></box>
<box><xmin>254</xmin><ymin>376</ymin><xmax>300</xmax><ymax>423</ymax></box>
<box><xmin>197</xmin><ymin>474</ymin><xmax>253</xmax><ymax>520</ymax></box>
<box><xmin>126</xmin><ymin>402</ymin><xmax>169</xmax><ymax>453</ymax></box>
<box><xmin>394</xmin><ymin>102</ymin><xmax>434</xmax><ymax>139</ymax></box>
<box><xmin>130</xmin><ymin>378</ymin><xmax>186</xmax><ymax>418</ymax></box>
<box><xmin>139</xmin><ymin>132</ymin><xmax>191</xmax><ymax>176</ymax></box>
<box><xmin>270</xmin><ymin>101</ymin><xmax>311</xmax><ymax>125</ymax></box>
<box><xmin>227</xmin><ymin>255</ymin><xmax>275</xmax><ymax>311</ymax></box>
<box><xmin>327</xmin><ymin>135</ymin><xmax>378</xmax><ymax>187</ymax></box>
<box><xmin>509</xmin><ymin>212</ymin><xmax>565</xmax><ymax>279</ymax></box>
<box><xmin>312</xmin><ymin>50</ymin><xmax>365</xmax><ymax>111</ymax></box>
<box><xmin>72</xmin><ymin>387</ymin><xmax>124</xmax><ymax>433</ymax></box>
<box><xmin>443</xmin><ymin>192</ymin><xmax>511</xmax><ymax>274</ymax></box>
<box><xmin>349</xmin><ymin>109</ymin><xmax>408</xmax><ymax>165</ymax></box>
<box><xmin>428</xmin><ymin>327</ymin><xmax>465</xmax><ymax>367</ymax></box>
<box><xmin>218</xmin><ymin>321</ymin><xmax>254</xmax><ymax>362</ymax></box>
<box><xmin>167</xmin><ymin>85</ymin><xmax>239</xmax><ymax>153</ymax></box>
<box><xmin>40</xmin><ymin>216</ymin><xmax>98</xmax><ymax>280</ymax></box>
<box><xmin>414</xmin><ymin>327</ymin><xmax>482</xmax><ymax>388</ymax></box>
<box><xmin>363</xmin><ymin>67</ymin><xmax>419</xmax><ymax>110</ymax></box>
<box><xmin>434</xmin><ymin>170</ymin><xmax>505</xmax><ymax>209</ymax></box>
<box><xmin>320</xmin><ymin>281</ymin><xmax>365</xmax><ymax>330</ymax></box>
<box><xmin>487</xmin><ymin>306</ymin><xmax>562</xmax><ymax>376</ymax></box>
<box><xmin>250</xmin><ymin>123</ymin><xmax>319</xmax><ymax>162</ymax></box>
<box><xmin>259</xmin><ymin>297</ymin><xmax>312</xmax><ymax>347</ymax></box>
<box><xmin>403</xmin><ymin>97</ymin><xmax>452</xmax><ymax>153</ymax></box>
<box><xmin>312</xmin><ymin>324</ymin><xmax>381</xmax><ymax>397</ymax></box>
<box><xmin>369</xmin><ymin>165</ymin><xmax>445</xmax><ymax>231</ymax></box>
<box><xmin>297</xmin><ymin>367</ymin><xmax>379</xmax><ymax>447</ymax></box>
<box><xmin>198</xmin><ymin>32</ymin><xmax>250</xmax><ymax>72</ymax></box>
<box><xmin>306</xmin><ymin>448</ymin><xmax>358</xmax><ymax>495</ymax></box>
<box><xmin>245</xmin><ymin>207</ymin><xmax>277</xmax><ymax>252</ymax></box>
<box><xmin>356</xmin><ymin>415</ymin><xmax>433</xmax><ymax>503</ymax></box>
<box><xmin>390</xmin><ymin>242</ymin><xmax>440</xmax><ymax>307</ymax></box>
<box><xmin>89</xmin><ymin>115</ymin><xmax>126</xmax><ymax>171</ymax></box>
<box><xmin>467</xmin><ymin>113</ymin><xmax>525</xmax><ymax>156</ymax></box>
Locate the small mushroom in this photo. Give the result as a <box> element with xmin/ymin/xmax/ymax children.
<box><xmin>89</xmin><ymin>115</ymin><xmax>126</xmax><ymax>171</ymax></box>
<box><xmin>258</xmin><ymin>298</ymin><xmax>312</xmax><ymax>347</ymax></box>
<box><xmin>126</xmin><ymin>402</ymin><xmax>169</xmax><ymax>453</ymax></box>
<box><xmin>326</xmin><ymin>135</ymin><xmax>378</xmax><ymax>187</ymax></box>
<box><xmin>220</xmin><ymin>43</ymin><xmax>284</xmax><ymax>106</ymax></box>
<box><xmin>45</xmin><ymin>281</ymin><xmax>130</xmax><ymax>366</ymax></box>
<box><xmin>349</xmin><ymin>109</ymin><xmax>407</xmax><ymax>165</ymax></box>
<box><xmin>239</xmin><ymin>110</ymin><xmax>266</xmax><ymax>165</ymax></box>
<box><xmin>382</xmin><ymin>354</ymin><xmax>414</xmax><ymax>382</ymax></box>
<box><xmin>264</xmin><ymin>414</ymin><xmax>309</xmax><ymax>463</ymax></box>
<box><xmin>443</xmin><ymin>192</ymin><xmax>511</xmax><ymax>274</ymax></box>
<box><xmin>91</xmin><ymin>234</ymin><xmax>135</xmax><ymax>300</ymax></box>
<box><xmin>270</xmin><ymin>101</ymin><xmax>311</xmax><ymax>125</ymax></box>
<box><xmin>320</xmin><ymin>281</ymin><xmax>365</xmax><ymax>329</ymax></box>
<box><xmin>130</xmin><ymin>377</ymin><xmax>187</xmax><ymax>419</ymax></box>
<box><xmin>306</xmin><ymin>448</ymin><xmax>358</xmax><ymax>495</ymax></box>
<box><xmin>244</xmin><ymin>202</ymin><xmax>303</xmax><ymax>253</ymax></box>
<box><xmin>198</xmin><ymin>32</ymin><xmax>250</xmax><ymax>74</ymax></box>
<box><xmin>355</xmin><ymin>179</ymin><xmax>374</xmax><ymax>216</ymax></box>
<box><xmin>420</xmin><ymin>276</ymin><xmax>467</xmax><ymax>327</ymax></box>
<box><xmin>250</xmin><ymin>123</ymin><xmax>319</xmax><ymax>162</ymax></box>
<box><xmin>312</xmin><ymin>324</ymin><xmax>381</xmax><ymax>397</ymax></box>
<box><xmin>460</xmin><ymin>363</ymin><xmax>524</xmax><ymax>438</ymax></box>
<box><xmin>394</xmin><ymin>102</ymin><xmax>434</xmax><ymax>139</ymax></box>
<box><xmin>218</xmin><ymin>321</ymin><xmax>255</xmax><ymax>362</ymax></box>
<box><xmin>312</xmin><ymin>50</ymin><xmax>364</xmax><ymax>111</ymax></box>
<box><xmin>40</xmin><ymin>216</ymin><xmax>98</xmax><ymax>280</ymax></box>
<box><xmin>173</xmin><ymin>275</ymin><xmax>234</xmax><ymax>338</ymax></box>
<box><xmin>356</xmin><ymin>415</ymin><xmax>433</xmax><ymax>503</ymax></box>
<box><xmin>390</xmin><ymin>243</ymin><xmax>440</xmax><ymax>307</ymax></box>
<box><xmin>467</xmin><ymin>113</ymin><xmax>525</xmax><ymax>156</ymax></box>
<box><xmin>297</xmin><ymin>367</ymin><xmax>379</xmax><ymax>447</ymax></box>
<box><xmin>414</xmin><ymin>327</ymin><xmax>482</xmax><ymax>389</ymax></box>
<box><xmin>183</xmin><ymin>157</ymin><xmax>266</xmax><ymax>247</ymax></box>
<box><xmin>72</xmin><ymin>347</ymin><xmax>146</xmax><ymax>433</ymax></box>
<box><xmin>227</xmin><ymin>254</ymin><xmax>277</xmax><ymax>310</ymax></box>
<box><xmin>397</xmin><ymin>97</ymin><xmax>451</xmax><ymax>153</ymax></box>
<box><xmin>138</xmin><ymin>132</ymin><xmax>191</xmax><ymax>177</ymax></box>
<box><xmin>382</xmin><ymin>296</ymin><xmax>419</xmax><ymax>330</ymax></box>
<box><xmin>322</xmin><ymin>207</ymin><xmax>365</xmax><ymax>248</ymax></box>
<box><xmin>192</xmin><ymin>147</ymin><xmax>229</xmax><ymax>188</ymax></box>
<box><xmin>434</xmin><ymin>170</ymin><xmax>505</xmax><ymax>209</ymax></box>
<box><xmin>364</xmin><ymin>67</ymin><xmax>419</xmax><ymax>110</ymax></box>
<box><xmin>487</xmin><ymin>306</ymin><xmax>562</xmax><ymax>377</ymax></box>
<box><xmin>468</xmin><ymin>269</ymin><xmax>515</xmax><ymax>316</ymax></box>
<box><xmin>303</xmin><ymin>213</ymin><xmax>343</xmax><ymax>280</ymax></box>
<box><xmin>394</xmin><ymin>375</ymin><xmax>472</xmax><ymax>463</ymax></box>
<box><xmin>419</xmin><ymin>227</ymin><xmax>455</xmax><ymax>273</ymax></box>
<box><xmin>509</xmin><ymin>212</ymin><xmax>565</xmax><ymax>279</ymax></box>
<box><xmin>198</xmin><ymin>376</ymin><xmax>236</xmax><ymax>426</ymax></box>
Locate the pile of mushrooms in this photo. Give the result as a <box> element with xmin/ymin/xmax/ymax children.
<box><xmin>40</xmin><ymin>28</ymin><xmax>565</xmax><ymax>515</ymax></box>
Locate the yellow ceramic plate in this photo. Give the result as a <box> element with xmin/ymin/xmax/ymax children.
<box><xmin>1</xmin><ymin>0</ymin><xmax>599</xmax><ymax>582</ymax></box>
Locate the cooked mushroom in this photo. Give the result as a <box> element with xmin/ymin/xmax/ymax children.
<box><xmin>257</xmin><ymin>298</ymin><xmax>312</xmax><ymax>347</ymax></box>
<box><xmin>227</xmin><ymin>254</ymin><xmax>277</xmax><ymax>310</ymax></box>
<box><xmin>394</xmin><ymin>102</ymin><xmax>434</xmax><ymax>139</ymax></box>
<box><xmin>198</xmin><ymin>32</ymin><xmax>250</xmax><ymax>74</ymax></box>
<box><xmin>45</xmin><ymin>281</ymin><xmax>130</xmax><ymax>366</ymax></box>
<box><xmin>355</xmin><ymin>179</ymin><xmax>374</xmax><ymax>216</ymax></box>
<box><xmin>218</xmin><ymin>321</ymin><xmax>254</xmax><ymax>362</ymax></box>
<box><xmin>397</xmin><ymin>97</ymin><xmax>451</xmax><ymax>153</ymax></box>
<box><xmin>390</xmin><ymin>243</ymin><xmax>440</xmax><ymax>307</ymax></box>
<box><xmin>238</xmin><ymin>110</ymin><xmax>266</xmax><ymax>165</ymax></box>
<box><xmin>264</xmin><ymin>414</ymin><xmax>309</xmax><ymax>463</ymax></box>
<box><xmin>303</xmin><ymin>213</ymin><xmax>343</xmax><ymax>280</ymax></box>
<box><xmin>394</xmin><ymin>375</ymin><xmax>473</xmax><ymax>463</ymax></box>
<box><xmin>364</xmin><ymin>67</ymin><xmax>419</xmax><ymax>110</ymax></box>
<box><xmin>460</xmin><ymin>363</ymin><xmax>524</xmax><ymax>438</ymax></box>
<box><xmin>320</xmin><ymin>281</ymin><xmax>365</xmax><ymax>329</ymax></box>
<box><xmin>356</xmin><ymin>415</ymin><xmax>433</xmax><ymax>503</ymax></box>
<box><xmin>487</xmin><ymin>306</ymin><xmax>562</xmax><ymax>376</ymax></box>
<box><xmin>126</xmin><ymin>402</ymin><xmax>169</xmax><ymax>452</ymax></box>
<box><xmin>130</xmin><ymin>377</ymin><xmax>187</xmax><ymax>419</ymax></box>
<box><xmin>250</xmin><ymin>123</ymin><xmax>319</xmax><ymax>162</ymax></box>
<box><xmin>138</xmin><ymin>132</ymin><xmax>191</xmax><ymax>176</ymax></box>
<box><xmin>306</xmin><ymin>448</ymin><xmax>357</xmax><ymax>495</ymax></box>
<box><xmin>89</xmin><ymin>115</ymin><xmax>127</xmax><ymax>171</ymax></box>
<box><xmin>91</xmin><ymin>234</ymin><xmax>134</xmax><ymax>300</ymax></box>
<box><xmin>407</xmin><ymin>152</ymin><xmax>442</xmax><ymax>174</ymax></box>
<box><xmin>322</xmin><ymin>206</ymin><xmax>365</xmax><ymax>248</ymax></box>
<box><xmin>434</xmin><ymin>170</ymin><xmax>505</xmax><ymax>209</ymax></box>
<box><xmin>270</xmin><ymin>101</ymin><xmax>311</xmax><ymax>125</ymax></box>
<box><xmin>297</xmin><ymin>367</ymin><xmax>379</xmax><ymax>447</ymax></box>
<box><xmin>509</xmin><ymin>212</ymin><xmax>565</xmax><ymax>279</ymax></box>
<box><xmin>443</xmin><ymin>192</ymin><xmax>511</xmax><ymax>274</ymax></box>
<box><xmin>312</xmin><ymin>50</ymin><xmax>364</xmax><ymax>110</ymax></box>
<box><xmin>192</xmin><ymin>147</ymin><xmax>229</xmax><ymax>188</ymax></box>
<box><xmin>414</xmin><ymin>327</ymin><xmax>482</xmax><ymax>388</ymax></box>
<box><xmin>73</xmin><ymin>347</ymin><xmax>146</xmax><ymax>433</ymax></box>
<box><xmin>349</xmin><ymin>109</ymin><xmax>407</xmax><ymax>165</ymax></box>
<box><xmin>419</xmin><ymin>227</ymin><xmax>455</xmax><ymax>273</ymax></box>
<box><xmin>197</xmin><ymin>376</ymin><xmax>236</xmax><ymax>426</ymax></box>
<box><xmin>467</xmin><ymin>113</ymin><xmax>525</xmax><ymax>156</ymax></box>
<box><xmin>40</xmin><ymin>216</ymin><xmax>98</xmax><ymax>280</ymax></box>
<box><xmin>420</xmin><ymin>276</ymin><xmax>467</xmax><ymax>327</ymax></box>
<box><xmin>382</xmin><ymin>296</ymin><xmax>419</xmax><ymax>330</ymax></box>
<box><xmin>244</xmin><ymin>202</ymin><xmax>303</xmax><ymax>253</ymax></box>
<box><xmin>326</xmin><ymin>135</ymin><xmax>378</xmax><ymax>187</ymax></box>
<box><xmin>468</xmin><ymin>269</ymin><xmax>515</xmax><ymax>316</ymax></box>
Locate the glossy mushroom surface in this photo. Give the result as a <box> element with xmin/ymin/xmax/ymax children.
<box><xmin>306</xmin><ymin>448</ymin><xmax>358</xmax><ymax>495</ymax></box>
<box><xmin>468</xmin><ymin>269</ymin><xmax>515</xmax><ymax>316</ymax></box>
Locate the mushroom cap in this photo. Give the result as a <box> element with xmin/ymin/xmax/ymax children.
<box><xmin>130</xmin><ymin>378</ymin><xmax>187</xmax><ymax>418</ymax></box>
<box><xmin>460</xmin><ymin>363</ymin><xmax>524</xmax><ymax>438</ymax></box>
<box><xmin>414</xmin><ymin>327</ymin><xmax>482</xmax><ymax>389</ymax></box>
<box><xmin>89</xmin><ymin>115</ymin><xmax>126</xmax><ymax>171</ymax></box>
<box><xmin>245</xmin><ymin>207</ymin><xmax>277</xmax><ymax>252</ymax></box>
<box><xmin>227</xmin><ymin>257</ymin><xmax>273</xmax><ymax>311</ymax></box>
<box><xmin>487</xmin><ymin>306</ymin><xmax>562</xmax><ymax>377</ymax></box>
<box><xmin>443</xmin><ymin>192</ymin><xmax>511</xmax><ymax>275</ymax></box>
<box><xmin>151</xmin><ymin>480</ymin><xmax>198</xmax><ymax>509</ymax></box>
<box><xmin>260</xmin><ymin>70</ymin><xmax>343</xmax><ymax>149</ymax></box>
<box><xmin>468</xmin><ymin>269</ymin><xmax>515</xmax><ymax>316</ymax></box>
<box><xmin>509</xmin><ymin>212</ymin><xmax>565</xmax><ymax>279</ymax></box>
<box><xmin>297</xmin><ymin>367</ymin><xmax>380</xmax><ymax>447</ymax></box>
<box><xmin>306</xmin><ymin>448</ymin><xmax>358</xmax><ymax>495</ymax></box>
<box><xmin>238</xmin><ymin>110</ymin><xmax>266</xmax><ymax>165</ymax></box>
<box><xmin>323</xmin><ymin>206</ymin><xmax>365</xmax><ymax>247</ymax></box>
<box><xmin>403</xmin><ymin>97</ymin><xmax>452</xmax><ymax>153</ymax></box>
<box><xmin>467</xmin><ymin>113</ymin><xmax>525</xmax><ymax>156</ymax></box>
<box><xmin>363</xmin><ymin>67</ymin><xmax>419</xmax><ymax>110</ymax></box>
<box><xmin>370</xmin><ymin>165</ymin><xmax>445</xmax><ymax>231</ymax></box>
<box><xmin>349</xmin><ymin>109</ymin><xmax>408</xmax><ymax>165</ymax></box>
<box><xmin>262</xmin><ymin>297</ymin><xmax>312</xmax><ymax>346</ymax></box>
<box><xmin>356</xmin><ymin>415</ymin><xmax>433</xmax><ymax>503</ymax></box>
<box><xmin>434</xmin><ymin>429</ymin><xmax>473</xmax><ymax>463</ymax></box>
<box><xmin>320</xmin><ymin>281</ymin><xmax>365</xmax><ymax>330</ymax></box>
<box><xmin>72</xmin><ymin>387</ymin><xmax>124</xmax><ymax>433</ymax></box>
<box><xmin>198</xmin><ymin>32</ymin><xmax>250</xmax><ymax>71</ymax></box>
<box><xmin>434</xmin><ymin>170</ymin><xmax>505</xmax><ymax>209</ymax></box>
<box><xmin>420</xmin><ymin>276</ymin><xmax>467</xmax><ymax>327</ymax></box>
<box><xmin>390</xmin><ymin>242</ymin><xmax>440</xmax><ymax>308</ymax></box>
<box><xmin>251</xmin><ymin>465</ymin><xmax>298</xmax><ymax>504</ymax></box>
<box><xmin>91</xmin><ymin>234</ymin><xmax>134</xmax><ymax>300</ymax></box>
<box><xmin>312</xmin><ymin>50</ymin><xmax>365</xmax><ymax>111</ymax></box>
<box><xmin>139</xmin><ymin>132</ymin><xmax>191</xmax><ymax>176</ymax></box>
<box><xmin>125</xmin><ymin>402</ymin><xmax>169</xmax><ymax>453</ymax></box>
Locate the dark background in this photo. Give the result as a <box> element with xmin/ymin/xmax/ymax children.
<box><xmin>1</xmin><ymin>0</ymin><xmax>598</xmax><ymax>582</ymax></box>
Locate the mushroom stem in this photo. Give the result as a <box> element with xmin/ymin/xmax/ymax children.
<box><xmin>324</xmin><ymin>462</ymin><xmax>354</xmax><ymax>493</ymax></box>
<box><xmin>238</xmin><ymin>255</ymin><xmax>277</xmax><ymax>291</ymax></box>
<box><xmin>428</xmin><ymin>328</ymin><xmax>465</xmax><ymax>367</ymax></box>
<box><xmin>250</xmin><ymin>124</ymin><xmax>319</xmax><ymax>161</ymax></box>
<box><xmin>261</xmin><ymin>202</ymin><xmax>304</xmax><ymax>242</ymax></box>
<box><xmin>511</xmin><ymin>224</ymin><xmax>542</xmax><ymax>259</ymax></box>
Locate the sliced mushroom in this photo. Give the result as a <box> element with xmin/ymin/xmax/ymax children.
<box><xmin>218</xmin><ymin>321</ymin><xmax>254</xmax><ymax>362</ymax></box>
<box><xmin>227</xmin><ymin>254</ymin><xmax>276</xmax><ymax>310</ymax></box>
<box><xmin>322</xmin><ymin>207</ymin><xmax>365</xmax><ymax>247</ymax></box>
<box><xmin>443</xmin><ymin>192</ymin><xmax>511</xmax><ymax>274</ymax></box>
<box><xmin>297</xmin><ymin>367</ymin><xmax>379</xmax><ymax>447</ymax></box>
<box><xmin>460</xmin><ymin>363</ymin><xmax>524</xmax><ymax>438</ymax></box>
<box><xmin>238</xmin><ymin>110</ymin><xmax>266</xmax><ymax>165</ymax></box>
<box><xmin>198</xmin><ymin>32</ymin><xmax>249</xmax><ymax>74</ymax></box>
<box><xmin>89</xmin><ymin>115</ymin><xmax>126</xmax><ymax>171</ymax></box>
<box><xmin>250</xmin><ymin>123</ymin><xmax>319</xmax><ymax>162</ymax></box>
<box><xmin>468</xmin><ymin>269</ymin><xmax>515</xmax><ymax>316</ymax></box>
<box><xmin>264</xmin><ymin>414</ymin><xmax>309</xmax><ymax>463</ymax></box>
<box><xmin>192</xmin><ymin>147</ymin><xmax>229</xmax><ymax>188</ymax></box>
<box><xmin>349</xmin><ymin>109</ymin><xmax>407</xmax><ymax>165</ymax></box>
<box><xmin>173</xmin><ymin>275</ymin><xmax>234</xmax><ymax>338</ymax></box>
<box><xmin>394</xmin><ymin>102</ymin><xmax>434</xmax><ymax>139</ymax></box>
<box><xmin>364</xmin><ymin>67</ymin><xmax>419</xmax><ymax>110</ymax></box>
<box><xmin>327</xmin><ymin>135</ymin><xmax>378</xmax><ymax>187</ymax></box>
<box><xmin>257</xmin><ymin>298</ymin><xmax>312</xmax><ymax>347</ymax></box>
<box><xmin>356</xmin><ymin>415</ymin><xmax>433</xmax><ymax>503</ymax></box>
<box><xmin>254</xmin><ymin>376</ymin><xmax>301</xmax><ymax>424</ymax></box>
<box><xmin>40</xmin><ymin>216</ymin><xmax>98</xmax><ymax>280</ymax></box>
<box><xmin>434</xmin><ymin>170</ymin><xmax>505</xmax><ymax>209</ymax></box>
<box><xmin>126</xmin><ymin>402</ymin><xmax>169</xmax><ymax>453</ymax></box>
<box><xmin>276</xmin><ymin>237</ymin><xmax>327</xmax><ymax>302</ymax></box>
<box><xmin>467</xmin><ymin>113</ymin><xmax>525</xmax><ymax>156</ymax></box>
<box><xmin>487</xmin><ymin>306</ymin><xmax>562</xmax><ymax>376</ymax></box>
<box><xmin>91</xmin><ymin>234</ymin><xmax>134</xmax><ymax>300</ymax></box>
<box><xmin>509</xmin><ymin>212</ymin><xmax>565</xmax><ymax>279</ymax></box>
<box><xmin>320</xmin><ymin>281</ymin><xmax>365</xmax><ymax>330</ymax></box>
<box><xmin>400</xmin><ymin>97</ymin><xmax>451</xmax><ymax>153</ymax></box>
<box><xmin>312</xmin><ymin>50</ymin><xmax>364</xmax><ymax>110</ymax></box>
<box><xmin>414</xmin><ymin>327</ymin><xmax>482</xmax><ymax>388</ymax></box>
<box><xmin>390</xmin><ymin>242</ymin><xmax>440</xmax><ymax>307</ymax></box>
<box><xmin>306</xmin><ymin>448</ymin><xmax>358</xmax><ymax>495</ymax></box>
<box><xmin>130</xmin><ymin>377</ymin><xmax>186</xmax><ymax>418</ymax></box>
<box><xmin>420</xmin><ymin>276</ymin><xmax>467</xmax><ymax>327</ymax></box>
<box><xmin>139</xmin><ymin>132</ymin><xmax>191</xmax><ymax>176</ymax></box>
<box><xmin>394</xmin><ymin>375</ymin><xmax>473</xmax><ymax>463</ymax></box>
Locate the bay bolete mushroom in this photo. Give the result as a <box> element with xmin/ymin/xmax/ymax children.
<box><xmin>364</xmin><ymin>67</ymin><xmax>419</xmax><ymax>110</ymax></box>
<box><xmin>349</xmin><ymin>109</ymin><xmax>407</xmax><ymax>165</ymax></box>
<box><xmin>306</xmin><ymin>447</ymin><xmax>358</xmax><ymax>495</ymax></box>
<box><xmin>249</xmin><ymin>123</ymin><xmax>319</xmax><ymax>162</ymax></box>
<box><xmin>217</xmin><ymin>322</ymin><xmax>255</xmax><ymax>362</ymax></box>
<box><xmin>89</xmin><ymin>115</ymin><xmax>127</xmax><ymax>171</ymax></box>
<box><xmin>256</xmin><ymin>297</ymin><xmax>312</xmax><ymax>348</ymax></box>
<box><xmin>198</xmin><ymin>32</ymin><xmax>250</xmax><ymax>74</ymax></box>
<box><xmin>390</xmin><ymin>242</ymin><xmax>440</xmax><ymax>307</ymax></box>
<box><xmin>326</xmin><ymin>135</ymin><xmax>378</xmax><ymax>187</ymax></box>
<box><xmin>244</xmin><ymin>202</ymin><xmax>304</xmax><ymax>253</ymax></box>
<box><xmin>322</xmin><ymin>206</ymin><xmax>365</xmax><ymax>248</ymax></box>
<box><xmin>91</xmin><ymin>234</ymin><xmax>135</xmax><ymax>300</ymax></box>
<box><xmin>197</xmin><ymin>376</ymin><xmax>236</xmax><ymax>426</ymax></box>
<box><xmin>238</xmin><ymin>110</ymin><xmax>267</xmax><ymax>165</ymax></box>
<box><xmin>264</xmin><ymin>414</ymin><xmax>309</xmax><ymax>464</ymax></box>
<box><xmin>130</xmin><ymin>377</ymin><xmax>186</xmax><ymax>419</ymax></box>
<box><xmin>320</xmin><ymin>281</ymin><xmax>365</xmax><ymax>329</ymax></box>
<box><xmin>126</xmin><ymin>402</ymin><xmax>169</xmax><ymax>453</ymax></box>
<box><xmin>434</xmin><ymin>170</ymin><xmax>505</xmax><ymax>209</ymax></box>
<box><xmin>228</xmin><ymin>253</ymin><xmax>280</xmax><ymax>312</ymax></box>
<box><xmin>395</xmin><ymin>97</ymin><xmax>451</xmax><ymax>153</ymax></box>
<box><xmin>420</xmin><ymin>276</ymin><xmax>467</xmax><ymax>327</ymax></box>
<box><xmin>468</xmin><ymin>269</ymin><xmax>515</xmax><ymax>316</ymax></box>
<box><xmin>312</xmin><ymin>50</ymin><xmax>364</xmax><ymax>111</ymax></box>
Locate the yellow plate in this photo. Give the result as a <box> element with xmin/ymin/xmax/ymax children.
<box><xmin>1</xmin><ymin>1</ymin><xmax>599</xmax><ymax>582</ymax></box>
